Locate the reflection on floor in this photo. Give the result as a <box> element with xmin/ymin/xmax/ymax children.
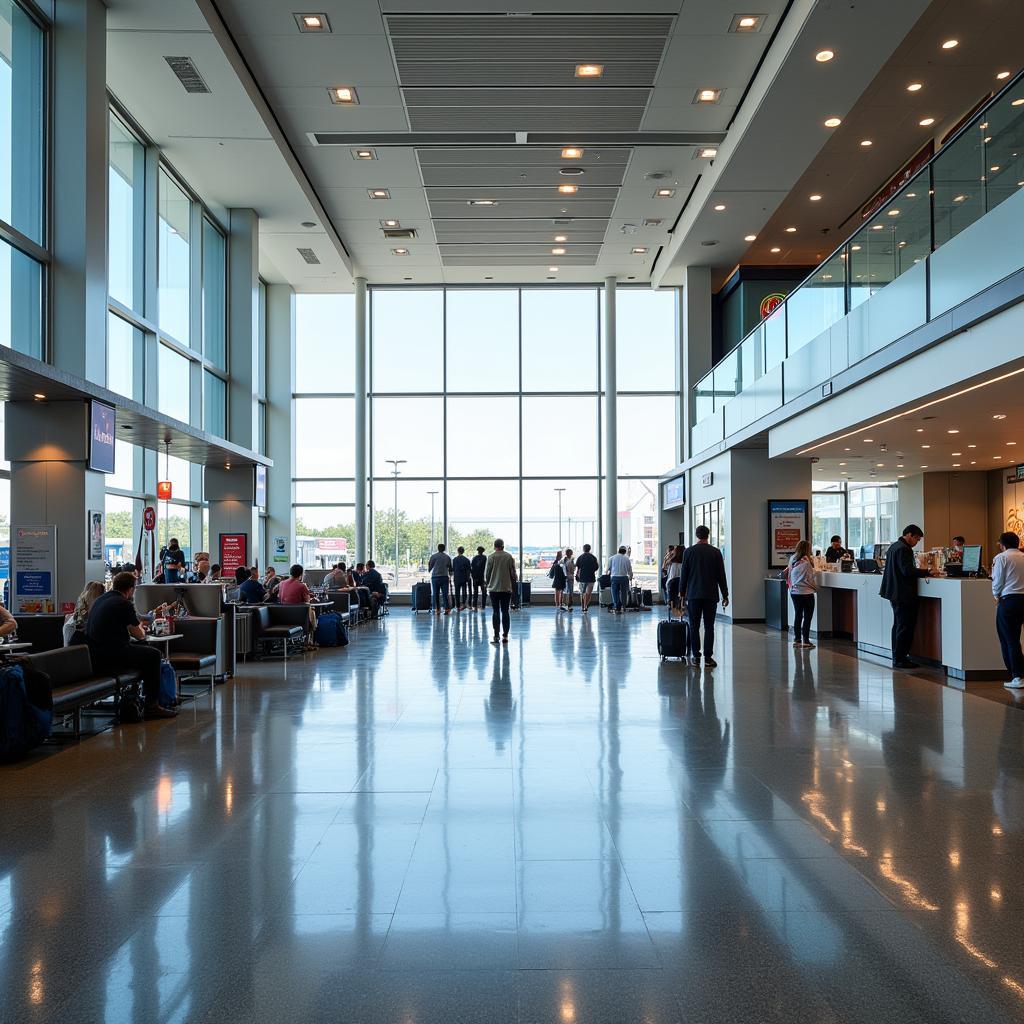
<box><xmin>3</xmin><ymin>608</ymin><xmax>1024</xmax><ymax>1023</ymax></box>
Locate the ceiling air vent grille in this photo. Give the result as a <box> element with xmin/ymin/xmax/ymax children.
<box><xmin>296</xmin><ymin>247</ymin><xmax>320</xmax><ymax>265</ymax></box>
<box><xmin>163</xmin><ymin>56</ymin><xmax>210</xmax><ymax>94</ymax></box>
<box><xmin>382</xmin><ymin>228</ymin><xmax>418</xmax><ymax>240</ymax></box>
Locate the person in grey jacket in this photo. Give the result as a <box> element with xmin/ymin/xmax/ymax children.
<box><xmin>428</xmin><ymin>543</ymin><xmax>453</xmax><ymax>616</ymax></box>
<box><xmin>484</xmin><ymin>539</ymin><xmax>518</xmax><ymax>645</ymax></box>
<box><xmin>787</xmin><ymin>540</ymin><xmax>817</xmax><ymax>649</ymax></box>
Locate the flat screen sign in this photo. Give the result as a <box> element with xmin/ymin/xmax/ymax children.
<box><xmin>768</xmin><ymin>499</ymin><xmax>808</xmax><ymax>569</ymax></box>
<box><xmin>220</xmin><ymin>533</ymin><xmax>248</xmax><ymax>577</ymax></box>
<box><xmin>89</xmin><ymin>400</ymin><xmax>116</xmax><ymax>474</ymax></box>
<box><xmin>663</xmin><ymin>477</ymin><xmax>686</xmax><ymax>510</ymax></box>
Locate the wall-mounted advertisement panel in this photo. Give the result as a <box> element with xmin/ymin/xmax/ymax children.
<box><xmin>662</xmin><ymin>476</ymin><xmax>686</xmax><ymax>511</ymax></box>
<box><xmin>12</xmin><ymin>525</ymin><xmax>57</xmax><ymax>613</ymax></box>
<box><xmin>768</xmin><ymin>499</ymin><xmax>808</xmax><ymax>568</ymax></box>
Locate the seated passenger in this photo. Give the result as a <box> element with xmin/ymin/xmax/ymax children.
<box><xmin>0</xmin><ymin>602</ymin><xmax>17</xmax><ymax>641</ymax></box>
<box><xmin>262</xmin><ymin>566</ymin><xmax>278</xmax><ymax>588</ymax></box>
<box><xmin>238</xmin><ymin>566</ymin><xmax>267</xmax><ymax>604</ymax></box>
<box><xmin>353</xmin><ymin>563</ymin><xmax>366</xmax><ymax>585</ymax></box>
<box><xmin>325</xmin><ymin>562</ymin><xmax>349</xmax><ymax>589</ymax></box>
<box><xmin>279</xmin><ymin>563</ymin><xmax>317</xmax><ymax>638</ymax></box>
<box><xmin>85</xmin><ymin>571</ymin><xmax>176</xmax><ymax>719</ymax></box>
<box><xmin>362</xmin><ymin>560</ymin><xmax>386</xmax><ymax>612</ymax></box>
<box><xmin>63</xmin><ymin>581</ymin><xmax>105</xmax><ymax>646</ymax></box>
<box><xmin>203</xmin><ymin>563</ymin><xmax>222</xmax><ymax>584</ymax></box>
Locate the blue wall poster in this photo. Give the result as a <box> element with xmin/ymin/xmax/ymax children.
<box><xmin>12</xmin><ymin>525</ymin><xmax>57</xmax><ymax>613</ymax></box>
<box><xmin>767</xmin><ymin>499</ymin><xmax>809</xmax><ymax>569</ymax></box>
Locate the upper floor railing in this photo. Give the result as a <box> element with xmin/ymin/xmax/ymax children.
<box><xmin>693</xmin><ymin>69</ymin><xmax>1024</xmax><ymax>437</ymax></box>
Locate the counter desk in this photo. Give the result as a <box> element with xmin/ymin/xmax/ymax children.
<box><xmin>779</xmin><ymin>571</ymin><xmax>1005</xmax><ymax>685</ymax></box>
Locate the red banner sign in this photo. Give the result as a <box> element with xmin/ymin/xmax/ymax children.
<box><xmin>143</xmin><ymin>506</ymin><xmax>156</xmax><ymax>532</ymax></box>
<box><xmin>219</xmin><ymin>533</ymin><xmax>248</xmax><ymax>577</ymax></box>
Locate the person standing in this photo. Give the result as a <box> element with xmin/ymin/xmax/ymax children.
<box><xmin>452</xmin><ymin>546</ymin><xmax>472</xmax><ymax>612</ymax></box>
<box><xmin>787</xmin><ymin>540</ymin><xmax>818</xmax><ymax>649</ymax></box>
<box><xmin>661</xmin><ymin>545</ymin><xmax>675</xmax><ymax>603</ymax></box>
<box><xmin>484</xmin><ymin>538</ymin><xmax>518</xmax><ymax>645</ymax></box>
<box><xmin>471</xmin><ymin>545</ymin><xmax>488</xmax><ymax>611</ymax></box>
<box><xmin>549</xmin><ymin>551</ymin><xmax>567</xmax><ymax>610</ymax></box>
<box><xmin>992</xmin><ymin>531</ymin><xmax>1024</xmax><ymax>690</ymax></box>
<box><xmin>667</xmin><ymin>546</ymin><xmax>684</xmax><ymax>616</ymax></box>
<box><xmin>575</xmin><ymin>543</ymin><xmax>599</xmax><ymax>613</ymax></box>
<box><xmin>161</xmin><ymin>538</ymin><xmax>186</xmax><ymax>583</ymax></box>
<box><xmin>428</xmin><ymin>543</ymin><xmax>453</xmax><ymax>616</ymax></box>
<box><xmin>607</xmin><ymin>545</ymin><xmax>633</xmax><ymax>614</ymax></box>
<box><xmin>879</xmin><ymin>524</ymin><xmax>932</xmax><ymax>669</ymax></box>
<box><xmin>678</xmin><ymin>525</ymin><xmax>729</xmax><ymax>667</ymax></box>
<box><xmin>562</xmin><ymin>549</ymin><xmax>576</xmax><ymax>612</ymax></box>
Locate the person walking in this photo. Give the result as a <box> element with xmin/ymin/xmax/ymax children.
<box><xmin>661</xmin><ymin>545</ymin><xmax>675</xmax><ymax>604</ymax></box>
<box><xmin>608</xmin><ymin>545</ymin><xmax>633</xmax><ymax>614</ymax></box>
<box><xmin>428</xmin><ymin>542</ymin><xmax>453</xmax><ymax>616</ymax></box>
<box><xmin>485</xmin><ymin>538</ymin><xmax>518</xmax><ymax>645</ymax></box>
<box><xmin>879</xmin><ymin>524</ymin><xmax>932</xmax><ymax>669</ymax></box>
<box><xmin>666</xmin><ymin>546</ymin><xmax>684</xmax><ymax>616</ymax></box>
<box><xmin>549</xmin><ymin>550</ymin><xmax>567</xmax><ymax>610</ymax></box>
<box><xmin>471</xmin><ymin>545</ymin><xmax>488</xmax><ymax>611</ymax></box>
<box><xmin>562</xmin><ymin>548</ymin><xmax>576</xmax><ymax>612</ymax></box>
<box><xmin>575</xmin><ymin>543</ymin><xmax>599</xmax><ymax>613</ymax></box>
<box><xmin>787</xmin><ymin>539</ymin><xmax>818</xmax><ymax>649</ymax></box>
<box><xmin>678</xmin><ymin>525</ymin><xmax>729</xmax><ymax>667</ymax></box>
<box><xmin>992</xmin><ymin>531</ymin><xmax>1024</xmax><ymax>689</ymax></box>
<box><xmin>452</xmin><ymin>546</ymin><xmax>472</xmax><ymax>612</ymax></box>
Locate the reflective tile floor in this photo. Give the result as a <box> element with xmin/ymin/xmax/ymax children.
<box><xmin>4</xmin><ymin>609</ymin><xmax>1024</xmax><ymax>1023</ymax></box>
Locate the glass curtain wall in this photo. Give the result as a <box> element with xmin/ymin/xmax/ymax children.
<box><xmin>291</xmin><ymin>287</ymin><xmax>680</xmax><ymax>590</ymax></box>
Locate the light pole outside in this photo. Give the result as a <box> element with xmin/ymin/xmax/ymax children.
<box><xmin>554</xmin><ymin>487</ymin><xmax>566</xmax><ymax>550</ymax></box>
<box><xmin>428</xmin><ymin>490</ymin><xmax>439</xmax><ymax>551</ymax></box>
<box><xmin>386</xmin><ymin>459</ymin><xmax>406</xmax><ymax>586</ymax></box>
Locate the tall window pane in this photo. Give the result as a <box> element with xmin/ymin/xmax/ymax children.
<box><xmin>0</xmin><ymin>0</ymin><xmax>43</xmax><ymax>244</ymax></box>
<box><xmin>522</xmin><ymin>479</ymin><xmax>598</xmax><ymax>590</ymax></box>
<box><xmin>108</xmin><ymin>113</ymin><xmax>144</xmax><ymax>310</ymax></box>
<box><xmin>446</xmin><ymin>480</ymin><xmax>520</xmax><ymax>558</ymax></box>
<box><xmin>158</xmin><ymin>169</ymin><xmax>191</xmax><ymax>344</ymax></box>
<box><xmin>446</xmin><ymin>395</ymin><xmax>518</xmax><ymax>477</ymax></box>
<box><xmin>521</xmin><ymin>396</ymin><xmax>598</xmax><ymax>475</ymax></box>
<box><xmin>616</xmin><ymin>478</ymin><xmax>658</xmax><ymax>587</ymax></box>
<box><xmin>446</xmin><ymin>290</ymin><xmax>518</xmax><ymax>390</ymax></box>
<box><xmin>296</xmin><ymin>294</ymin><xmax>354</xmax><ymax>393</ymax></box>
<box><xmin>158</xmin><ymin>503</ymin><xmax>191</xmax><ymax>555</ymax></box>
<box><xmin>203</xmin><ymin>371</ymin><xmax>226</xmax><ymax>437</ymax></box>
<box><xmin>107</xmin><ymin>312</ymin><xmax>140</xmax><ymax>401</ymax></box>
<box><xmin>294</xmin><ymin>397</ymin><xmax>355</xmax><ymax>477</ymax></box>
<box><xmin>108</xmin><ymin>440</ymin><xmax>135</xmax><ymax>492</ymax></box>
<box><xmin>158</xmin><ymin>343</ymin><xmax>190</xmax><ymax>422</ymax></box>
<box><xmin>202</xmin><ymin>219</ymin><xmax>226</xmax><ymax>368</ymax></box>
<box><xmin>372</xmin><ymin>290</ymin><xmax>443</xmax><ymax>392</ymax></box>
<box><xmin>615</xmin><ymin>289</ymin><xmax>676</xmax><ymax>391</ymax></box>
<box><xmin>617</xmin><ymin>395</ymin><xmax>677</xmax><ymax>475</ymax></box>
<box><xmin>0</xmin><ymin>237</ymin><xmax>42</xmax><ymax>357</ymax></box>
<box><xmin>295</xmin><ymin>506</ymin><xmax>354</xmax><ymax>568</ymax></box>
<box><xmin>105</xmin><ymin>494</ymin><xmax>137</xmax><ymax>566</ymax></box>
<box><xmin>372</xmin><ymin>478</ymin><xmax>442</xmax><ymax>591</ymax></box>
<box><xmin>371</xmin><ymin>396</ymin><xmax>444</xmax><ymax>477</ymax></box>
<box><xmin>521</xmin><ymin>289</ymin><xmax>598</xmax><ymax>391</ymax></box>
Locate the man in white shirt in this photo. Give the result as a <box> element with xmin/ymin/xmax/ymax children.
<box><xmin>607</xmin><ymin>546</ymin><xmax>633</xmax><ymax>614</ymax></box>
<box><xmin>992</xmin><ymin>531</ymin><xmax>1024</xmax><ymax>689</ymax></box>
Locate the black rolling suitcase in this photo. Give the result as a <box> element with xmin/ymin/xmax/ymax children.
<box><xmin>518</xmin><ymin>581</ymin><xmax>531</xmax><ymax>606</ymax></box>
<box><xmin>411</xmin><ymin>580</ymin><xmax>432</xmax><ymax>613</ymax></box>
<box><xmin>642</xmin><ymin>589</ymin><xmax>654</xmax><ymax>608</ymax></box>
<box><xmin>658</xmin><ymin>618</ymin><xmax>690</xmax><ymax>661</ymax></box>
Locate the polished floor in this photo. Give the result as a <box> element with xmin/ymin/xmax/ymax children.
<box><xmin>3</xmin><ymin>608</ymin><xmax>1024</xmax><ymax>1023</ymax></box>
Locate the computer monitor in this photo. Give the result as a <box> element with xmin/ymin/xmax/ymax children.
<box><xmin>873</xmin><ymin>543</ymin><xmax>890</xmax><ymax>562</ymax></box>
<box><xmin>961</xmin><ymin>544</ymin><xmax>982</xmax><ymax>574</ymax></box>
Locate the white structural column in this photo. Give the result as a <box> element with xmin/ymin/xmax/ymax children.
<box><xmin>227</xmin><ymin>208</ymin><xmax>260</xmax><ymax>450</ymax></box>
<box><xmin>603</xmin><ymin>276</ymin><xmax>618</xmax><ymax>558</ymax></box>
<box><xmin>681</xmin><ymin>265</ymin><xmax>713</xmax><ymax>464</ymax></box>
<box><xmin>354</xmin><ymin>277</ymin><xmax>368</xmax><ymax>562</ymax></box>
<box><xmin>265</xmin><ymin>284</ymin><xmax>294</xmax><ymax>570</ymax></box>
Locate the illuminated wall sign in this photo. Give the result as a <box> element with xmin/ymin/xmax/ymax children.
<box><xmin>759</xmin><ymin>292</ymin><xmax>786</xmax><ymax>320</ymax></box>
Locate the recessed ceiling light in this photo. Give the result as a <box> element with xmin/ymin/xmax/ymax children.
<box><xmin>368</xmin><ymin>188</ymin><xmax>389</xmax><ymax>199</ymax></box>
<box><xmin>971</xmin><ymin>461</ymin><xmax>977</xmax><ymax>465</ymax></box>
<box><xmin>575</xmin><ymin>63</ymin><xmax>604</xmax><ymax>78</ymax></box>
<box><xmin>643</xmin><ymin>218</ymin><xmax>662</xmax><ymax>227</ymax></box>
<box><xmin>713</xmin><ymin>203</ymin><xmax>726</xmax><ymax>211</ymax></box>
<box><xmin>468</xmin><ymin>199</ymin><xmax>498</xmax><ymax>207</ymax></box>
<box><xmin>994</xmin><ymin>413</ymin><xmax>1007</xmax><ymax>419</ymax></box>
<box><xmin>851</xmin><ymin>244</ymin><xmax>861</xmax><ymax>251</ymax></box>
<box><xmin>391</xmin><ymin>247</ymin><xmax>408</xmax><ymax>255</ymax></box>
<box><xmin>815</xmin><ymin>49</ymin><xmax>835</xmax><ymax>63</ymax></box>
<box><xmin>916</xmin><ymin>427</ymin><xmax>924</xmax><ymax>432</ymax></box>
<box><xmin>770</xmin><ymin>246</ymin><xmax>781</xmax><ymax>253</ymax></box>
<box><xmin>991</xmin><ymin>165</ymin><xmax>1001</xmax><ymax>172</ymax></box>
<box><xmin>871</xmin><ymin>224</ymin><xmax>884</xmax><ymax>231</ymax></box>
<box><xmin>695</xmin><ymin>88</ymin><xmax>721</xmax><ymax>103</ymax></box>
<box><xmin>654</xmin><ymin>188</ymin><xmax>676</xmax><ymax>198</ymax></box>
<box><xmin>954</xmin><ymin>463</ymin><xmax>961</xmax><ymax>467</ymax></box>
<box><xmin>824</xmin><ymin>117</ymin><xmax>842</xmax><ymax>127</ymax></box>
<box><xmin>785</xmin><ymin>226</ymin><xmax>797</xmax><ymax>233</ymax></box>
<box><xmin>301</xmin><ymin>220</ymin><xmax>316</xmax><ymax>228</ymax></box>
<box><xmin>558</xmin><ymin>183</ymin><xmax>578</xmax><ymax>195</ymax></box>
<box><xmin>351</xmin><ymin>148</ymin><xmax>376</xmax><ymax>160</ymax></box>
<box><xmin>295</xmin><ymin>13</ymin><xmax>330</xmax><ymax>32</ymax></box>
<box><xmin>877</xmin><ymin>463</ymin><xmax>885</xmax><ymax>468</ymax></box>
<box><xmin>947</xmin><ymin>429</ymin><xmax>959</xmax><ymax>433</ymax></box>
<box><xmin>994</xmin><ymin>455</ymin><xmax>1003</xmax><ymax>459</ymax></box>
<box><xmin>953</xmin><ymin>194</ymin><xmax>967</xmax><ymax>202</ymax></box>
<box><xmin>548</xmin><ymin>266</ymin><xmax>559</xmax><ymax>272</ymax></box>
<box><xmin>952</xmin><ymin>451</ymin><xmax>962</xmax><ymax>456</ymax></box>
<box><xmin>919</xmin><ymin>117</ymin><xmax>936</xmax><ymax>126</ymax></box>
<box><xmin>921</xmin><ymin>444</ymin><xmax>930</xmax><ymax>449</ymax></box>
<box><xmin>809</xmin><ymin>193</ymin><xmax>822</xmax><ymax>201</ymax></box>
<box><xmin>969</xmin><ymin>444</ymin><xmax>977</xmax><ymax>448</ymax></box>
<box><xmin>381</xmin><ymin>219</ymin><xmax>399</xmax><ymax>228</ymax></box>
<box><xmin>731</xmin><ymin>14</ymin><xmax>763</xmax><ymax>31</ymax></box>
<box><xmin>561</xmin><ymin>147</ymin><xmax>584</xmax><ymax>160</ymax></box>
<box><xmin>1009</xmin><ymin>442</ymin><xmax>1018</xmax><ymax>446</ymax></box>
<box><xmin>33</xmin><ymin>392</ymin><xmax>45</xmax><ymax>400</ymax></box>
<box><xmin>744</xmin><ymin>234</ymin><xmax>757</xmax><ymax>241</ymax></box>
<box><xmin>1012</xmin><ymin>98</ymin><xmax>1024</xmax><ymax>107</ymax></box>
<box><xmin>997</xmin><ymin>71</ymin><xmax>1011</xmax><ymax>80</ymax></box>
<box><xmin>551</xmin><ymin>247</ymin><xmax>566</xmax><ymax>255</ymax></box>
<box><xmin>921</xmin><ymin>465</ymin><xmax>928</xmax><ymax>469</ymax></box>
<box><xmin>631</xmin><ymin>247</ymin><xmax>648</xmax><ymax>254</ymax></box>
<box><xmin>329</xmin><ymin>85</ymin><xmax>358</xmax><ymax>104</ymax></box>
<box><xmin>859</xmin><ymin>139</ymin><xmax>873</xmax><ymax>148</ymax></box>
<box><xmin>887</xmin><ymin>208</ymin><xmax>900</xmax><ymax>216</ymax></box>
<box><xmin>941</xmin><ymin>39</ymin><xmax>959</xmax><ymax>50</ymax></box>
<box><xmin>553</xmin><ymin>234</ymin><xmax>567</xmax><ymax>242</ymax></box>
<box><xmin>907</xmin><ymin>82</ymin><xmax>923</xmax><ymax>92</ymax></box>
<box><xmin>862</xmin><ymin>438</ymin><xmax>874</xmax><ymax>442</ymax></box>
<box><xmin>698</xmin><ymin>147</ymin><xmax>718</xmax><ymax>159</ymax></box>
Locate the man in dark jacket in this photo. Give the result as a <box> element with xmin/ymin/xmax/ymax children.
<box><xmin>452</xmin><ymin>546</ymin><xmax>473</xmax><ymax>612</ymax></box>
<box><xmin>470</xmin><ymin>546</ymin><xmax>488</xmax><ymax>611</ymax></box>
<box><xmin>678</xmin><ymin>525</ymin><xmax>729</xmax><ymax>668</ymax></box>
<box><xmin>879</xmin><ymin>524</ymin><xmax>932</xmax><ymax>669</ymax></box>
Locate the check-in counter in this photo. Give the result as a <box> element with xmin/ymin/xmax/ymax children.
<box><xmin>805</xmin><ymin>571</ymin><xmax>1004</xmax><ymax>684</ymax></box>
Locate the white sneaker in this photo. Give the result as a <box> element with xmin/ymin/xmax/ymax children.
<box><xmin>1004</xmin><ymin>678</ymin><xmax>1024</xmax><ymax>690</ymax></box>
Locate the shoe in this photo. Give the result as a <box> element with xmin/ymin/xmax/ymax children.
<box><xmin>705</xmin><ymin>657</ymin><xmax>717</xmax><ymax>668</ymax></box>
<box><xmin>502</xmin><ymin>635</ymin><xmax>509</xmax><ymax>644</ymax></box>
<box><xmin>804</xmin><ymin>642</ymin><xmax>816</xmax><ymax>650</ymax></box>
<box><xmin>490</xmin><ymin>636</ymin><xmax>500</xmax><ymax>646</ymax></box>
<box><xmin>1004</xmin><ymin>678</ymin><xmax>1024</xmax><ymax>690</ymax></box>
<box><xmin>145</xmin><ymin>703</ymin><xmax>178</xmax><ymax>719</ymax></box>
<box><xmin>690</xmin><ymin>656</ymin><xmax>701</xmax><ymax>666</ymax></box>
<box><xmin>893</xmin><ymin>659</ymin><xmax>917</xmax><ymax>670</ymax></box>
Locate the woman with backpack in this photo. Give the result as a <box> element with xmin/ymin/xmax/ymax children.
<box><xmin>787</xmin><ymin>540</ymin><xmax>818</xmax><ymax>649</ymax></box>
<box><xmin>548</xmin><ymin>551</ymin><xmax>567</xmax><ymax>611</ymax></box>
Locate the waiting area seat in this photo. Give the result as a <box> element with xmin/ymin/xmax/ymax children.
<box><xmin>252</xmin><ymin>605</ymin><xmax>307</xmax><ymax>659</ymax></box>
<box><xmin>27</xmin><ymin>645</ymin><xmax>141</xmax><ymax>737</ymax></box>
<box><xmin>167</xmin><ymin>618</ymin><xmax>221</xmax><ymax>697</ymax></box>
<box><xmin>14</xmin><ymin>615</ymin><xmax>67</xmax><ymax>654</ymax></box>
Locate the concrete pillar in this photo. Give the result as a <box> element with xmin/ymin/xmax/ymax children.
<box><xmin>206</xmin><ymin>466</ymin><xmax>257</xmax><ymax>574</ymax></box>
<box><xmin>51</xmin><ymin>0</ymin><xmax>108</xmax><ymax>382</ymax></box>
<box><xmin>227</xmin><ymin>208</ymin><xmax>260</xmax><ymax>450</ymax></box>
<box><xmin>354</xmin><ymin>277</ymin><xmax>368</xmax><ymax>562</ymax></box>
<box><xmin>681</xmin><ymin>265</ymin><xmax>713</xmax><ymax>464</ymax></box>
<box><xmin>7</xmin><ymin>402</ymin><xmax>107</xmax><ymax>607</ymax></box>
<box><xmin>265</xmin><ymin>284</ymin><xmax>294</xmax><ymax>571</ymax></box>
<box><xmin>603</xmin><ymin>276</ymin><xmax>618</xmax><ymax>558</ymax></box>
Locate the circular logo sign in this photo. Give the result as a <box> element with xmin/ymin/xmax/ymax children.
<box><xmin>760</xmin><ymin>292</ymin><xmax>786</xmax><ymax>319</ymax></box>
<box><xmin>143</xmin><ymin>506</ymin><xmax>157</xmax><ymax>532</ymax></box>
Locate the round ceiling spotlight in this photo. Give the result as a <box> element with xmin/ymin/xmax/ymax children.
<box><xmin>558</xmin><ymin>167</ymin><xmax>585</xmax><ymax>176</ymax></box>
<box><xmin>301</xmin><ymin>221</ymin><xmax>317</xmax><ymax>228</ymax></box>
